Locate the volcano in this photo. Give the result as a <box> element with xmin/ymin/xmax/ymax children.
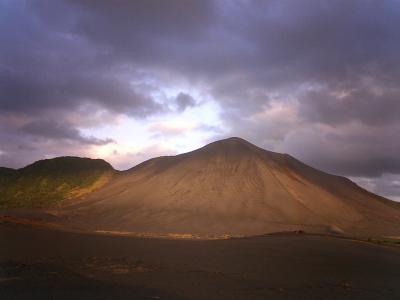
<box><xmin>52</xmin><ymin>137</ymin><xmax>400</xmax><ymax>237</ymax></box>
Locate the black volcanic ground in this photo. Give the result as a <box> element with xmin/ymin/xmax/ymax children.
<box><xmin>1</xmin><ymin>225</ymin><xmax>400</xmax><ymax>299</ymax></box>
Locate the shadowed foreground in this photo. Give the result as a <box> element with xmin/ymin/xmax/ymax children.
<box><xmin>1</xmin><ymin>225</ymin><xmax>400</xmax><ymax>299</ymax></box>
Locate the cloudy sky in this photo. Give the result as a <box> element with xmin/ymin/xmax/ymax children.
<box><xmin>1</xmin><ymin>0</ymin><xmax>400</xmax><ymax>201</ymax></box>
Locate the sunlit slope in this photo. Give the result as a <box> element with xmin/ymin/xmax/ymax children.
<box><xmin>0</xmin><ymin>157</ymin><xmax>114</xmax><ymax>208</ymax></box>
<box><xmin>65</xmin><ymin>138</ymin><xmax>400</xmax><ymax>236</ymax></box>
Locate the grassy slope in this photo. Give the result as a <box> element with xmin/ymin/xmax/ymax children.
<box><xmin>0</xmin><ymin>157</ymin><xmax>114</xmax><ymax>209</ymax></box>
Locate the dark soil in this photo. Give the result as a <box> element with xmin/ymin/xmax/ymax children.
<box><xmin>1</xmin><ymin>225</ymin><xmax>400</xmax><ymax>299</ymax></box>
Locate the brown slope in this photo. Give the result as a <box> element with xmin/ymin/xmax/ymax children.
<box><xmin>62</xmin><ymin>137</ymin><xmax>400</xmax><ymax>237</ymax></box>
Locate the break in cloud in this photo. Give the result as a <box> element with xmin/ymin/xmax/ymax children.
<box><xmin>1</xmin><ymin>0</ymin><xmax>400</xmax><ymax>200</ymax></box>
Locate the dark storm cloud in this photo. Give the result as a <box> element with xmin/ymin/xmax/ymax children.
<box><xmin>5</xmin><ymin>0</ymin><xmax>399</xmax><ymax>117</ymax></box>
<box><xmin>300</xmin><ymin>151</ymin><xmax>400</xmax><ymax>179</ymax></box>
<box><xmin>280</xmin><ymin>123</ymin><xmax>400</xmax><ymax>178</ymax></box>
<box><xmin>0</xmin><ymin>0</ymin><xmax>162</xmax><ymax>117</ymax></box>
<box><xmin>299</xmin><ymin>87</ymin><xmax>400</xmax><ymax>126</ymax></box>
<box><xmin>20</xmin><ymin>120</ymin><xmax>114</xmax><ymax>145</ymax></box>
<box><xmin>0</xmin><ymin>119</ymin><xmax>98</xmax><ymax>168</ymax></box>
<box><xmin>175</xmin><ymin>93</ymin><xmax>196</xmax><ymax>112</ymax></box>
<box><xmin>1</xmin><ymin>0</ymin><xmax>400</xmax><ymax>198</ymax></box>
<box><xmin>0</xmin><ymin>68</ymin><xmax>161</xmax><ymax>116</ymax></box>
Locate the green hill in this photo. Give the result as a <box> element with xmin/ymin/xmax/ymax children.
<box><xmin>0</xmin><ymin>157</ymin><xmax>115</xmax><ymax>209</ymax></box>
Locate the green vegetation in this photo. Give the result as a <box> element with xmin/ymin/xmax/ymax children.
<box><xmin>366</xmin><ymin>237</ymin><xmax>400</xmax><ymax>247</ymax></box>
<box><xmin>0</xmin><ymin>157</ymin><xmax>114</xmax><ymax>209</ymax></box>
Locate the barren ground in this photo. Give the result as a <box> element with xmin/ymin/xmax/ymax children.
<box><xmin>1</xmin><ymin>224</ymin><xmax>400</xmax><ymax>299</ymax></box>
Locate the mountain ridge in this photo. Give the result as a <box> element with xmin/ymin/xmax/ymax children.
<box><xmin>1</xmin><ymin>138</ymin><xmax>400</xmax><ymax>237</ymax></box>
<box><xmin>57</xmin><ymin>137</ymin><xmax>400</xmax><ymax>237</ymax></box>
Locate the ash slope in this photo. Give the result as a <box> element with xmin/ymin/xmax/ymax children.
<box><xmin>62</xmin><ymin>138</ymin><xmax>400</xmax><ymax>237</ymax></box>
